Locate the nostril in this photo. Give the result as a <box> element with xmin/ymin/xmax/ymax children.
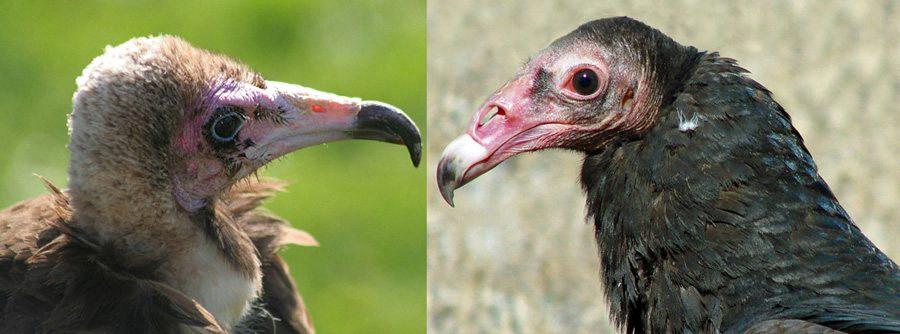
<box><xmin>478</xmin><ymin>104</ymin><xmax>506</xmax><ymax>127</ymax></box>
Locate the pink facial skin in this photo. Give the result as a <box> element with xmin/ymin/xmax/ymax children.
<box><xmin>174</xmin><ymin>80</ymin><xmax>275</xmax><ymax>155</ymax></box>
<box><xmin>169</xmin><ymin>79</ymin><xmax>365</xmax><ymax>211</ymax></box>
<box><xmin>455</xmin><ymin>68</ymin><xmax>573</xmax><ymax>186</ymax></box>
<box><xmin>437</xmin><ymin>42</ymin><xmax>651</xmax><ymax>206</ymax></box>
<box><xmin>169</xmin><ymin>77</ymin><xmax>420</xmax><ymax>211</ymax></box>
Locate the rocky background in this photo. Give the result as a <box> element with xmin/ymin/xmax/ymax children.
<box><xmin>427</xmin><ymin>1</ymin><xmax>899</xmax><ymax>333</ymax></box>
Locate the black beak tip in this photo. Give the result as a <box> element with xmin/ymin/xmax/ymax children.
<box><xmin>409</xmin><ymin>143</ymin><xmax>422</xmax><ymax>168</ymax></box>
<box><xmin>436</xmin><ymin>159</ymin><xmax>457</xmax><ymax>207</ymax></box>
<box><xmin>441</xmin><ymin>187</ymin><xmax>456</xmax><ymax>207</ymax></box>
<box><xmin>357</xmin><ymin>101</ymin><xmax>422</xmax><ymax>168</ymax></box>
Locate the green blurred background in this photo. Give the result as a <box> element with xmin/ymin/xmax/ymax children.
<box><xmin>0</xmin><ymin>1</ymin><xmax>425</xmax><ymax>332</ymax></box>
<box><xmin>428</xmin><ymin>1</ymin><xmax>898</xmax><ymax>333</ymax></box>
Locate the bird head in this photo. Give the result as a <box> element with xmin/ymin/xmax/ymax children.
<box><xmin>437</xmin><ymin>17</ymin><xmax>696</xmax><ymax>205</ymax></box>
<box><xmin>69</xmin><ymin>36</ymin><xmax>421</xmax><ymax>214</ymax></box>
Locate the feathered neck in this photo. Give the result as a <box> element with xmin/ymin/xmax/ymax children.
<box><xmin>577</xmin><ymin>53</ymin><xmax>879</xmax><ymax>332</ymax></box>
<box><xmin>66</xmin><ymin>131</ymin><xmax>259</xmax><ymax>278</ymax></box>
<box><xmin>66</xmin><ymin>174</ymin><xmax>259</xmax><ymax>279</ymax></box>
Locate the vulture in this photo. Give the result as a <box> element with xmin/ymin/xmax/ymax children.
<box><xmin>437</xmin><ymin>17</ymin><xmax>899</xmax><ymax>333</ymax></box>
<box><xmin>0</xmin><ymin>36</ymin><xmax>421</xmax><ymax>333</ymax></box>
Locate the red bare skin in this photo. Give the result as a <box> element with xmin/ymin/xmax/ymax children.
<box><xmin>437</xmin><ymin>41</ymin><xmax>656</xmax><ymax>205</ymax></box>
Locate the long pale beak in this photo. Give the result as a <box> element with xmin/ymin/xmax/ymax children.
<box><xmin>243</xmin><ymin>81</ymin><xmax>421</xmax><ymax>168</ymax></box>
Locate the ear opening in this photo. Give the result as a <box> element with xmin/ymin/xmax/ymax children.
<box><xmin>621</xmin><ymin>88</ymin><xmax>635</xmax><ymax>112</ymax></box>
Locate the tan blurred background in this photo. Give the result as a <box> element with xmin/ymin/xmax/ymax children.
<box><xmin>427</xmin><ymin>1</ymin><xmax>899</xmax><ymax>333</ymax></box>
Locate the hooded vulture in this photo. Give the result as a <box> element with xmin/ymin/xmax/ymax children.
<box><xmin>0</xmin><ymin>36</ymin><xmax>421</xmax><ymax>333</ymax></box>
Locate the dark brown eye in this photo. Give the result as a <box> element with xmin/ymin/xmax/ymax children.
<box><xmin>211</xmin><ymin>112</ymin><xmax>243</xmax><ymax>142</ymax></box>
<box><xmin>571</xmin><ymin>69</ymin><xmax>599</xmax><ymax>96</ymax></box>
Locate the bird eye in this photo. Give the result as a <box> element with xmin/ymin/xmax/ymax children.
<box><xmin>571</xmin><ymin>69</ymin><xmax>599</xmax><ymax>96</ymax></box>
<box><xmin>211</xmin><ymin>112</ymin><xmax>244</xmax><ymax>142</ymax></box>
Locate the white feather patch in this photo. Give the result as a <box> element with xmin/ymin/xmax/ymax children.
<box><xmin>677</xmin><ymin>110</ymin><xmax>701</xmax><ymax>132</ymax></box>
<box><xmin>174</xmin><ymin>240</ymin><xmax>260</xmax><ymax>331</ymax></box>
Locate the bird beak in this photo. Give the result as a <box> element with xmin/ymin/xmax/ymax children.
<box><xmin>436</xmin><ymin>134</ymin><xmax>491</xmax><ymax>207</ymax></box>
<box><xmin>436</xmin><ymin>73</ymin><xmax>570</xmax><ymax>206</ymax></box>
<box><xmin>244</xmin><ymin>81</ymin><xmax>421</xmax><ymax>168</ymax></box>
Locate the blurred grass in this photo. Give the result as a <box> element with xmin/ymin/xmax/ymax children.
<box><xmin>0</xmin><ymin>1</ymin><xmax>425</xmax><ymax>333</ymax></box>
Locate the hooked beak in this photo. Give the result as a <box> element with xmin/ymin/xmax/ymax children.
<box><xmin>436</xmin><ymin>125</ymin><xmax>565</xmax><ymax>207</ymax></box>
<box><xmin>436</xmin><ymin>73</ymin><xmax>571</xmax><ymax>206</ymax></box>
<box><xmin>244</xmin><ymin>81</ymin><xmax>421</xmax><ymax>169</ymax></box>
<box><xmin>436</xmin><ymin>134</ymin><xmax>489</xmax><ymax>206</ymax></box>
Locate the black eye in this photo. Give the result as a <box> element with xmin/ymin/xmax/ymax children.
<box><xmin>571</xmin><ymin>69</ymin><xmax>599</xmax><ymax>96</ymax></box>
<box><xmin>211</xmin><ymin>112</ymin><xmax>244</xmax><ymax>142</ymax></box>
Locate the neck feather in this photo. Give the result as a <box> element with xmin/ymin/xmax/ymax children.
<box><xmin>67</xmin><ymin>148</ymin><xmax>258</xmax><ymax>279</ymax></box>
<box><xmin>578</xmin><ymin>53</ymin><xmax>871</xmax><ymax>332</ymax></box>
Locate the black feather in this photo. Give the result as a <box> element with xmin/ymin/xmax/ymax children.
<box><xmin>574</xmin><ymin>17</ymin><xmax>899</xmax><ymax>334</ymax></box>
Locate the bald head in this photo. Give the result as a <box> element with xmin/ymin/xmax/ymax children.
<box><xmin>68</xmin><ymin>36</ymin><xmax>420</xmax><ymax>213</ymax></box>
<box><xmin>437</xmin><ymin>17</ymin><xmax>700</xmax><ymax>205</ymax></box>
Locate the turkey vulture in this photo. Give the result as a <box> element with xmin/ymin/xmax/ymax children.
<box><xmin>0</xmin><ymin>36</ymin><xmax>421</xmax><ymax>333</ymax></box>
<box><xmin>437</xmin><ymin>17</ymin><xmax>899</xmax><ymax>333</ymax></box>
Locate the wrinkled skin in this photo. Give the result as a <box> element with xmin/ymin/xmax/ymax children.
<box><xmin>437</xmin><ymin>25</ymin><xmax>660</xmax><ymax>205</ymax></box>
<box><xmin>173</xmin><ymin>79</ymin><xmax>421</xmax><ymax>211</ymax></box>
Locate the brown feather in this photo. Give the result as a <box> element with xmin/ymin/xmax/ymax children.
<box><xmin>226</xmin><ymin>180</ymin><xmax>317</xmax><ymax>333</ymax></box>
<box><xmin>0</xmin><ymin>178</ymin><xmax>315</xmax><ymax>333</ymax></box>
